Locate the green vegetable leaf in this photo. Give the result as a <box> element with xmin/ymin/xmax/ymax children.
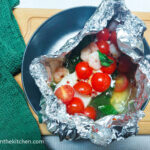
<box><xmin>89</xmin><ymin>87</ymin><xmax>114</xmax><ymax>119</ymax></box>
<box><xmin>89</xmin><ymin>88</ymin><xmax>113</xmax><ymax>108</ymax></box>
<box><xmin>97</xmin><ymin>50</ymin><xmax>113</xmax><ymax>67</ymax></box>
<box><xmin>98</xmin><ymin>105</ymin><xmax>118</xmax><ymax>115</ymax></box>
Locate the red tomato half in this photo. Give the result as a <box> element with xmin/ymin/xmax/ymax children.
<box><xmin>74</xmin><ymin>81</ymin><xmax>92</xmax><ymax>96</ymax></box>
<box><xmin>84</xmin><ymin>106</ymin><xmax>96</xmax><ymax>120</ymax></box>
<box><xmin>67</xmin><ymin>97</ymin><xmax>84</xmax><ymax>115</ymax></box>
<box><xmin>118</xmin><ymin>55</ymin><xmax>132</xmax><ymax>73</ymax></box>
<box><xmin>97</xmin><ymin>28</ymin><xmax>110</xmax><ymax>41</ymax></box>
<box><xmin>75</xmin><ymin>62</ymin><xmax>93</xmax><ymax>79</ymax></box>
<box><xmin>96</xmin><ymin>40</ymin><xmax>110</xmax><ymax>55</ymax></box>
<box><xmin>91</xmin><ymin>73</ymin><xmax>111</xmax><ymax>92</ymax></box>
<box><xmin>101</xmin><ymin>56</ymin><xmax>117</xmax><ymax>74</ymax></box>
<box><xmin>55</xmin><ymin>85</ymin><xmax>74</xmax><ymax>104</ymax></box>
<box><xmin>114</xmin><ymin>74</ymin><xmax>129</xmax><ymax>92</ymax></box>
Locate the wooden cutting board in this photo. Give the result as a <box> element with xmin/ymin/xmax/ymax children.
<box><xmin>13</xmin><ymin>8</ymin><xmax>150</xmax><ymax>135</ymax></box>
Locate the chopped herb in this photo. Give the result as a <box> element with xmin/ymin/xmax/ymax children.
<box><xmin>97</xmin><ymin>50</ymin><xmax>113</xmax><ymax>67</ymax></box>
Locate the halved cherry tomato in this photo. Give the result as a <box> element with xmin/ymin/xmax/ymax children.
<box><xmin>67</xmin><ymin>97</ymin><xmax>84</xmax><ymax>115</ymax></box>
<box><xmin>114</xmin><ymin>74</ymin><xmax>129</xmax><ymax>92</ymax></box>
<box><xmin>110</xmin><ymin>31</ymin><xmax>117</xmax><ymax>46</ymax></box>
<box><xmin>74</xmin><ymin>81</ymin><xmax>92</xmax><ymax>96</ymax></box>
<box><xmin>75</xmin><ymin>62</ymin><xmax>93</xmax><ymax>79</ymax></box>
<box><xmin>91</xmin><ymin>73</ymin><xmax>111</xmax><ymax>92</ymax></box>
<box><xmin>118</xmin><ymin>55</ymin><xmax>132</xmax><ymax>73</ymax></box>
<box><xmin>96</xmin><ymin>40</ymin><xmax>110</xmax><ymax>55</ymax></box>
<box><xmin>84</xmin><ymin>106</ymin><xmax>96</xmax><ymax>120</ymax></box>
<box><xmin>55</xmin><ymin>85</ymin><xmax>74</xmax><ymax>104</ymax></box>
<box><xmin>97</xmin><ymin>28</ymin><xmax>110</xmax><ymax>41</ymax></box>
<box><xmin>101</xmin><ymin>56</ymin><xmax>117</xmax><ymax>74</ymax></box>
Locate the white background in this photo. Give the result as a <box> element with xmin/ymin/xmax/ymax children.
<box><xmin>17</xmin><ymin>0</ymin><xmax>150</xmax><ymax>12</ymax></box>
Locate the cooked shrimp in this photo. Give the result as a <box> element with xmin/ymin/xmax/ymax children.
<box><xmin>53</xmin><ymin>67</ymin><xmax>69</xmax><ymax>83</ymax></box>
<box><xmin>89</xmin><ymin>42</ymin><xmax>99</xmax><ymax>52</ymax></box>
<box><xmin>88</xmin><ymin>51</ymin><xmax>101</xmax><ymax>70</ymax></box>
<box><xmin>81</xmin><ymin>42</ymin><xmax>101</xmax><ymax>70</ymax></box>
<box><xmin>80</xmin><ymin>45</ymin><xmax>91</xmax><ymax>62</ymax></box>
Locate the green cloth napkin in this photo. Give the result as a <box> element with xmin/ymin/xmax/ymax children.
<box><xmin>0</xmin><ymin>0</ymin><xmax>47</xmax><ymax>149</ymax></box>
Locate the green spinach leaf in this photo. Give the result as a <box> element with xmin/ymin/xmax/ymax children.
<box><xmin>89</xmin><ymin>87</ymin><xmax>114</xmax><ymax>119</ymax></box>
<box><xmin>89</xmin><ymin>87</ymin><xmax>114</xmax><ymax>109</ymax></box>
<box><xmin>98</xmin><ymin>105</ymin><xmax>118</xmax><ymax>116</ymax></box>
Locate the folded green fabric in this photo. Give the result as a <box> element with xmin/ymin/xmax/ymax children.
<box><xmin>0</xmin><ymin>0</ymin><xmax>25</xmax><ymax>75</ymax></box>
<box><xmin>0</xmin><ymin>0</ymin><xmax>47</xmax><ymax>149</ymax></box>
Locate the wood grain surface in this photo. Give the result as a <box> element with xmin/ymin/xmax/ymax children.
<box><xmin>13</xmin><ymin>8</ymin><xmax>150</xmax><ymax>135</ymax></box>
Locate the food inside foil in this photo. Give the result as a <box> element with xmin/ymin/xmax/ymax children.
<box><xmin>49</xmin><ymin>29</ymin><xmax>137</xmax><ymax>121</ymax></box>
<box><xmin>29</xmin><ymin>0</ymin><xmax>150</xmax><ymax>146</ymax></box>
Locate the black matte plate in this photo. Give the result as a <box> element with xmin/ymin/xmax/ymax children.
<box><xmin>22</xmin><ymin>6</ymin><xmax>150</xmax><ymax>114</ymax></box>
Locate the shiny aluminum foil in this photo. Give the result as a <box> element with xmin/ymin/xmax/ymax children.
<box><xmin>29</xmin><ymin>0</ymin><xmax>149</xmax><ymax>146</ymax></box>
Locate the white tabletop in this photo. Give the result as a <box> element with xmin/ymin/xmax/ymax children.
<box><xmin>18</xmin><ymin>0</ymin><xmax>150</xmax><ymax>12</ymax></box>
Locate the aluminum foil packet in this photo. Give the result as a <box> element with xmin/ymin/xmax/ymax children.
<box><xmin>29</xmin><ymin>0</ymin><xmax>150</xmax><ymax>146</ymax></box>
